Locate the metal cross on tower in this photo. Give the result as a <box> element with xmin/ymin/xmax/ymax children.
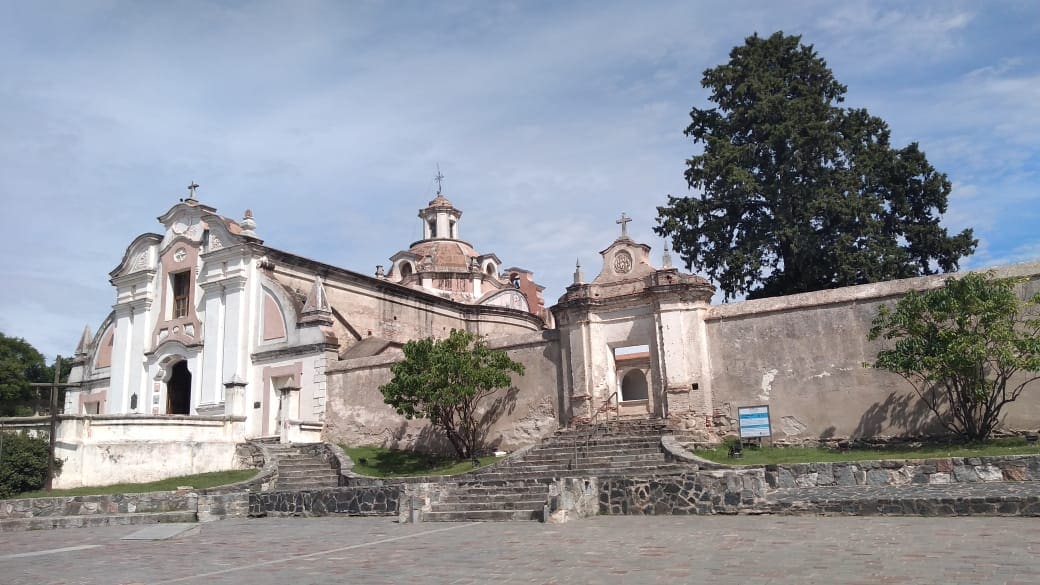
<box><xmin>187</xmin><ymin>181</ymin><xmax>199</xmax><ymax>200</ymax></box>
<box><xmin>434</xmin><ymin>165</ymin><xmax>445</xmax><ymax>195</ymax></box>
<box><xmin>616</xmin><ymin>212</ymin><xmax>632</xmax><ymax>238</ymax></box>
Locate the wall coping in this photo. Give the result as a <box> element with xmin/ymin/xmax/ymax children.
<box><xmin>706</xmin><ymin>260</ymin><xmax>1040</xmax><ymax>321</ymax></box>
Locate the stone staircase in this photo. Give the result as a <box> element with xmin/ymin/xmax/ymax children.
<box><xmin>267</xmin><ymin>443</ymin><xmax>341</xmax><ymax>491</ymax></box>
<box><xmin>422</xmin><ymin>479</ymin><xmax>551</xmax><ymax>522</ymax></box>
<box><xmin>423</xmin><ymin>419</ymin><xmax>685</xmax><ymax>521</ymax></box>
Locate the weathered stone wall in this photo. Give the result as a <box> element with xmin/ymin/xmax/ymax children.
<box><xmin>249</xmin><ymin>486</ymin><xmax>399</xmax><ymax>516</ymax></box>
<box><xmin>323</xmin><ymin>331</ymin><xmax>562</xmax><ymax>452</ymax></box>
<box><xmin>766</xmin><ymin>454</ymin><xmax>1040</xmax><ymax>489</ymax></box>
<box><xmin>598</xmin><ymin>469</ymin><xmax>768</xmax><ymax>515</ymax></box>
<box><xmin>0</xmin><ymin>490</ymin><xmax>196</xmax><ymax>520</ymax></box>
<box><xmin>704</xmin><ymin>262</ymin><xmax>1040</xmax><ymax>440</ymax></box>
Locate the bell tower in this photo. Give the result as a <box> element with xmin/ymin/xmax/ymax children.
<box><xmin>419</xmin><ymin>168</ymin><xmax>462</xmax><ymax>240</ymax></box>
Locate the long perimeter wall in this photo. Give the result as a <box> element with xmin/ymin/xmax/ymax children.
<box><xmin>705</xmin><ymin>261</ymin><xmax>1040</xmax><ymax>441</ymax></box>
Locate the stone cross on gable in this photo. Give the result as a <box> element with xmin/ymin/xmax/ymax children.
<box><xmin>187</xmin><ymin>181</ymin><xmax>199</xmax><ymax>200</ymax></box>
<box><xmin>616</xmin><ymin>212</ymin><xmax>631</xmax><ymax>238</ymax></box>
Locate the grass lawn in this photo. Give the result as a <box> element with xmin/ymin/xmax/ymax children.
<box><xmin>341</xmin><ymin>445</ymin><xmax>503</xmax><ymax>477</ymax></box>
<box><xmin>15</xmin><ymin>469</ymin><xmax>258</xmax><ymax>499</ymax></box>
<box><xmin>695</xmin><ymin>437</ymin><xmax>1040</xmax><ymax>466</ymax></box>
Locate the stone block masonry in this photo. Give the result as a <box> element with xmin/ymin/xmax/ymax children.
<box><xmin>249</xmin><ymin>486</ymin><xmax>399</xmax><ymax>517</ymax></box>
<box><xmin>1</xmin><ymin>490</ymin><xmax>196</xmax><ymax>520</ymax></box>
<box><xmin>598</xmin><ymin>469</ymin><xmax>768</xmax><ymax>515</ymax></box>
<box><xmin>765</xmin><ymin>454</ymin><xmax>1040</xmax><ymax>489</ymax></box>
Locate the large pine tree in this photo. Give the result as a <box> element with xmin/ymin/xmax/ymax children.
<box><xmin>656</xmin><ymin>31</ymin><xmax>976</xmax><ymax>300</ymax></box>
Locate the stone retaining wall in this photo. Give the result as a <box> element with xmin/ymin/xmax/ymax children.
<box><xmin>249</xmin><ymin>486</ymin><xmax>399</xmax><ymax>517</ymax></box>
<box><xmin>0</xmin><ymin>490</ymin><xmax>196</xmax><ymax>520</ymax></box>
<box><xmin>767</xmin><ymin>455</ymin><xmax>1040</xmax><ymax>489</ymax></box>
<box><xmin>598</xmin><ymin>469</ymin><xmax>768</xmax><ymax>516</ymax></box>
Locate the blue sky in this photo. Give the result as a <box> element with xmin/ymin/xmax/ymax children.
<box><xmin>1</xmin><ymin>0</ymin><xmax>1038</xmax><ymax>360</ymax></box>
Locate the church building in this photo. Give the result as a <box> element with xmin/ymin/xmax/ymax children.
<box><xmin>50</xmin><ymin>181</ymin><xmax>1040</xmax><ymax>488</ymax></box>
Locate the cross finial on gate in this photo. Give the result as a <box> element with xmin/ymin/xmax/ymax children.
<box><xmin>616</xmin><ymin>212</ymin><xmax>631</xmax><ymax>238</ymax></box>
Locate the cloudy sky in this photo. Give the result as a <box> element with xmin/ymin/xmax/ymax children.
<box><xmin>2</xmin><ymin>0</ymin><xmax>1038</xmax><ymax>359</ymax></box>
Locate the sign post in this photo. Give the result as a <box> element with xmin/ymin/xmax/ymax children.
<box><xmin>737</xmin><ymin>405</ymin><xmax>772</xmax><ymax>446</ymax></box>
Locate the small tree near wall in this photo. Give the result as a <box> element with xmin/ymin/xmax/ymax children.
<box><xmin>380</xmin><ymin>329</ymin><xmax>524</xmax><ymax>459</ymax></box>
<box><xmin>869</xmin><ymin>272</ymin><xmax>1040</xmax><ymax>440</ymax></box>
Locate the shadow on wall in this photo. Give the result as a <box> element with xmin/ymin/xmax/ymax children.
<box><xmin>376</xmin><ymin>386</ymin><xmax>521</xmax><ymax>456</ymax></box>
<box><xmin>476</xmin><ymin>386</ymin><xmax>520</xmax><ymax>453</ymax></box>
<box><xmin>853</xmin><ymin>391</ymin><xmax>937</xmax><ymax>438</ymax></box>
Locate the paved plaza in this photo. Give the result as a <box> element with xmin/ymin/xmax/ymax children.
<box><xmin>2</xmin><ymin>515</ymin><xmax>1038</xmax><ymax>584</ymax></box>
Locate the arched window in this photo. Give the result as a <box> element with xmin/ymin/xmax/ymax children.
<box><xmin>428</xmin><ymin>220</ymin><xmax>437</xmax><ymax>238</ymax></box>
<box><xmin>399</xmin><ymin>262</ymin><xmax>414</xmax><ymax>278</ymax></box>
<box><xmin>620</xmin><ymin>370</ymin><xmax>648</xmax><ymax>401</ymax></box>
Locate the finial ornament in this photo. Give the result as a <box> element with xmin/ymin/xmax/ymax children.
<box><xmin>616</xmin><ymin>212</ymin><xmax>631</xmax><ymax>238</ymax></box>
<box><xmin>434</xmin><ymin>164</ymin><xmax>445</xmax><ymax>195</ymax></box>
<box><xmin>573</xmin><ymin>258</ymin><xmax>585</xmax><ymax>284</ymax></box>
<box><xmin>187</xmin><ymin>181</ymin><xmax>199</xmax><ymax>201</ymax></box>
<box><xmin>662</xmin><ymin>239</ymin><xmax>673</xmax><ymax>269</ymax></box>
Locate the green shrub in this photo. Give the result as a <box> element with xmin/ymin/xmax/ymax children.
<box><xmin>0</xmin><ymin>432</ymin><xmax>61</xmax><ymax>499</ymax></box>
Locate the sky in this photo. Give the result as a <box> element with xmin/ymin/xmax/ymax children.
<box><xmin>1</xmin><ymin>0</ymin><xmax>1038</xmax><ymax>360</ymax></box>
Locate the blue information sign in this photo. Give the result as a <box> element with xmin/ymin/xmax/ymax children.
<box><xmin>737</xmin><ymin>405</ymin><xmax>771</xmax><ymax>439</ymax></box>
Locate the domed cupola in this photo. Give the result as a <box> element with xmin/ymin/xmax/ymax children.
<box><xmin>419</xmin><ymin>192</ymin><xmax>462</xmax><ymax>240</ymax></box>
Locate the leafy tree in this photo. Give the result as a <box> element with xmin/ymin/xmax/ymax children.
<box><xmin>0</xmin><ymin>432</ymin><xmax>61</xmax><ymax>498</ymax></box>
<box><xmin>0</xmin><ymin>332</ymin><xmax>50</xmax><ymax>417</ymax></box>
<box><xmin>380</xmin><ymin>329</ymin><xmax>524</xmax><ymax>459</ymax></box>
<box><xmin>869</xmin><ymin>272</ymin><xmax>1040</xmax><ymax>440</ymax></box>
<box><xmin>656</xmin><ymin>31</ymin><xmax>976</xmax><ymax>300</ymax></box>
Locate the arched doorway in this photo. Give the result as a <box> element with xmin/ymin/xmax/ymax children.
<box><xmin>167</xmin><ymin>361</ymin><xmax>192</xmax><ymax>415</ymax></box>
<box><xmin>620</xmin><ymin>369</ymin><xmax>649</xmax><ymax>401</ymax></box>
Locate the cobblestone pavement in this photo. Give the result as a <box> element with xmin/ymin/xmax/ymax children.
<box><xmin>2</xmin><ymin>515</ymin><xmax>1039</xmax><ymax>585</ymax></box>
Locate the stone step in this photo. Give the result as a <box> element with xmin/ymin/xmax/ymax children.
<box><xmin>277</xmin><ymin>475</ymin><xmax>341</xmax><ymax>485</ymax></box>
<box><xmin>273</xmin><ymin>456</ymin><xmax>330</xmax><ymax>465</ymax></box>
<box><xmin>277</xmin><ymin>463</ymin><xmax>336</xmax><ymax>471</ymax></box>
<box><xmin>273</xmin><ymin>481</ymin><xmax>340</xmax><ymax>491</ymax></box>
<box><xmin>438</xmin><ymin>494</ymin><xmax>548</xmax><ymax>504</ymax></box>
<box><xmin>453</xmin><ymin>477</ymin><xmax>553</xmax><ymax>486</ymax></box>
<box><xmin>493</xmin><ymin>461</ymin><xmax>667</xmax><ymax>475</ymax></box>
<box><xmin>493</xmin><ymin>452</ymin><xmax>671</xmax><ymax>465</ymax></box>
<box><xmin>540</xmin><ymin>435</ymin><xmax>664</xmax><ymax>446</ymax></box>
<box><xmin>519</xmin><ymin>447</ymin><xmax>664</xmax><ymax>458</ymax></box>
<box><xmin>432</xmin><ymin>500</ymin><xmax>547</xmax><ymax>511</ymax></box>
<box><xmin>0</xmin><ymin>510</ymin><xmax>197</xmax><ymax>533</ymax></box>
<box><xmin>422</xmin><ymin>509</ymin><xmax>542</xmax><ymax>522</ymax></box>
<box><xmin>473</xmin><ymin>465</ymin><xmax>685</xmax><ymax>480</ymax></box>
<box><xmin>528</xmin><ymin>444</ymin><xmax>663</xmax><ymax>455</ymax></box>
<box><xmin>443</xmin><ymin>487</ymin><xmax>550</xmax><ymax>498</ymax></box>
